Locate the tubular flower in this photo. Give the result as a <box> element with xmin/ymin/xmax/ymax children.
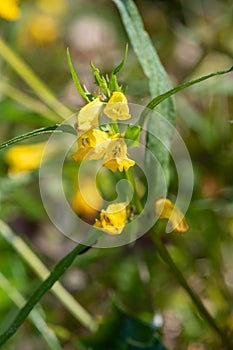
<box><xmin>103</xmin><ymin>138</ymin><xmax>135</xmax><ymax>172</ymax></box>
<box><xmin>5</xmin><ymin>142</ymin><xmax>55</xmax><ymax>175</ymax></box>
<box><xmin>94</xmin><ymin>202</ymin><xmax>127</xmax><ymax>235</ymax></box>
<box><xmin>77</xmin><ymin>98</ymin><xmax>103</xmax><ymax>131</ymax></box>
<box><xmin>0</xmin><ymin>0</ymin><xmax>21</xmax><ymax>21</ymax></box>
<box><xmin>104</xmin><ymin>92</ymin><xmax>131</xmax><ymax>120</ymax></box>
<box><xmin>71</xmin><ymin>129</ymin><xmax>110</xmax><ymax>161</ymax></box>
<box><xmin>155</xmin><ymin>198</ymin><xmax>189</xmax><ymax>233</ymax></box>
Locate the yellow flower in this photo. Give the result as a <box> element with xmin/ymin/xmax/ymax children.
<box><xmin>4</xmin><ymin>142</ymin><xmax>55</xmax><ymax>175</ymax></box>
<box><xmin>38</xmin><ymin>0</ymin><xmax>68</xmax><ymax>16</ymax></box>
<box><xmin>155</xmin><ymin>198</ymin><xmax>189</xmax><ymax>233</ymax></box>
<box><xmin>104</xmin><ymin>92</ymin><xmax>131</xmax><ymax>120</ymax></box>
<box><xmin>27</xmin><ymin>14</ymin><xmax>59</xmax><ymax>44</ymax></box>
<box><xmin>103</xmin><ymin>138</ymin><xmax>135</xmax><ymax>172</ymax></box>
<box><xmin>94</xmin><ymin>202</ymin><xmax>127</xmax><ymax>235</ymax></box>
<box><xmin>0</xmin><ymin>0</ymin><xmax>20</xmax><ymax>21</ymax></box>
<box><xmin>71</xmin><ymin>178</ymin><xmax>103</xmax><ymax>223</ymax></box>
<box><xmin>71</xmin><ymin>129</ymin><xmax>109</xmax><ymax>161</ymax></box>
<box><xmin>77</xmin><ymin>98</ymin><xmax>103</xmax><ymax>131</ymax></box>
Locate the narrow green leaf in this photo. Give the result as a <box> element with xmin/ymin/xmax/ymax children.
<box><xmin>112</xmin><ymin>44</ymin><xmax>128</xmax><ymax>75</ymax></box>
<box><xmin>0</xmin><ymin>228</ymin><xmax>100</xmax><ymax>347</ymax></box>
<box><xmin>140</xmin><ymin>65</ymin><xmax>233</xmax><ymax>123</ymax></box>
<box><xmin>66</xmin><ymin>48</ymin><xmax>91</xmax><ymax>102</ymax></box>
<box><xmin>0</xmin><ymin>273</ymin><xmax>62</xmax><ymax>350</ymax></box>
<box><xmin>113</xmin><ymin>0</ymin><xmax>175</xmax><ymax>186</ymax></box>
<box><xmin>0</xmin><ymin>124</ymin><xmax>76</xmax><ymax>150</ymax></box>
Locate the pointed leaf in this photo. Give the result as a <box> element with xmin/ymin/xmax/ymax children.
<box><xmin>67</xmin><ymin>48</ymin><xmax>91</xmax><ymax>102</ymax></box>
<box><xmin>139</xmin><ymin>65</ymin><xmax>233</xmax><ymax>124</ymax></box>
<box><xmin>114</xmin><ymin>0</ymin><xmax>175</xmax><ymax>186</ymax></box>
<box><xmin>90</xmin><ymin>61</ymin><xmax>109</xmax><ymax>97</ymax></box>
<box><xmin>112</xmin><ymin>44</ymin><xmax>128</xmax><ymax>75</ymax></box>
<box><xmin>0</xmin><ymin>124</ymin><xmax>76</xmax><ymax>150</ymax></box>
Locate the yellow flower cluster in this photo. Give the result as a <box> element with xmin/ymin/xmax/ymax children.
<box><xmin>72</xmin><ymin>91</ymin><xmax>189</xmax><ymax>236</ymax></box>
<box><xmin>72</xmin><ymin>92</ymin><xmax>135</xmax><ymax>173</ymax></box>
<box><xmin>94</xmin><ymin>198</ymin><xmax>189</xmax><ymax>236</ymax></box>
<box><xmin>0</xmin><ymin>0</ymin><xmax>20</xmax><ymax>21</ymax></box>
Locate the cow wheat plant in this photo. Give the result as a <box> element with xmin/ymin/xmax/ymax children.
<box><xmin>0</xmin><ymin>0</ymin><xmax>233</xmax><ymax>349</ymax></box>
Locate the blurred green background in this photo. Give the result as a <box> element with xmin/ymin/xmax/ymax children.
<box><xmin>0</xmin><ymin>0</ymin><xmax>233</xmax><ymax>349</ymax></box>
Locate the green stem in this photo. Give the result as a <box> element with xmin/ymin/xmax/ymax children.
<box><xmin>150</xmin><ymin>228</ymin><xmax>233</xmax><ymax>349</ymax></box>
<box><xmin>0</xmin><ymin>273</ymin><xmax>62</xmax><ymax>350</ymax></box>
<box><xmin>125</xmin><ymin>168</ymin><xmax>143</xmax><ymax>213</ymax></box>
<box><xmin>111</xmin><ymin>120</ymin><xmax>119</xmax><ymax>134</ymax></box>
<box><xmin>0</xmin><ymin>37</ymin><xmax>72</xmax><ymax>119</ymax></box>
<box><xmin>0</xmin><ymin>225</ymin><xmax>100</xmax><ymax>347</ymax></box>
<box><xmin>0</xmin><ymin>81</ymin><xmax>61</xmax><ymax>122</ymax></box>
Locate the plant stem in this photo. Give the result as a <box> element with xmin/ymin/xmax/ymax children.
<box><xmin>0</xmin><ymin>222</ymin><xmax>100</xmax><ymax>347</ymax></box>
<box><xmin>149</xmin><ymin>228</ymin><xmax>233</xmax><ymax>349</ymax></box>
<box><xmin>0</xmin><ymin>37</ymin><xmax>72</xmax><ymax>120</ymax></box>
<box><xmin>125</xmin><ymin>168</ymin><xmax>143</xmax><ymax>213</ymax></box>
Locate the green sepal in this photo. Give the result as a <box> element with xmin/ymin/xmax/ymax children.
<box><xmin>108</xmin><ymin>44</ymin><xmax>128</xmax><ymax>92</ymax></box>
<box><xmin>66</xmin><ymin>48</ymin><xmax>91</xmax><ymax>102</ymax></box>
<box><xmin>90</xmin><ymin>61</ymin><xmax>110</xmax><ymax>98</ymax></box>
<box><xmin>125</xmin><ymin>125</ymin><xmax>141</xmax><ymax>148</ymax></box>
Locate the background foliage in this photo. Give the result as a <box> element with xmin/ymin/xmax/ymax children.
<box><xmin>0</xmin><ymin>0</ymin><xmax>233</xmax><ymax>349</ymax></box>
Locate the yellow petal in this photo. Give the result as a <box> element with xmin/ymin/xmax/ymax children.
<box><xmin>103</xmin><ymin>138</ymin><xmax>127</xmax><ymax>161</ymax></box>
<box><xmin>72</xmin><ymin>129</ymin><xmax>110</xmax><ymax>161</ymax></box>
<box><xmin>103</xmin><ymin>158</ymin><xmax>135</xmax><ymax>172</ymax></box>
<box><xmin>104</xmin><ymin>92</ymin><xmax>131</xmax><ymax>120</ymax></box>
<box><xmin>77</xmin><ymin>129</ymin><xmax>109</xmax><ymax>149</ymax></box>
<box><xmin>78</xmin><ymin>98</ymin><xmax>103</xmax><ymax>131</ymax></box>
<box><xmin>102</xmin><ymin>138</ymin><xmax>135</xmax><ymax>172</ymax></box>
<box><xmin>155</xmin><ymin>198</ymin><xmax>189</xmax><ymax>233</ymax></box>
<box><xmin>71</xmin><ymin>178</ymin><xmax>103</xmax><ymax>222</ymax></box>
<box><xmin>71</xmin><ymin>147</ymin><xmax>93</xmax><ymax>161</ymax></box>
<box><xmin>5</xmin><ymin>142</ymin><xmax>55</xmax><ymax>175</ymax></box>
<box><xmin>94</xmin><ymin>202</ymin><xmax>127</xmax><ymax>235</ymax></box>
<box><xmin>0</xmin><ymin>0</ymin><xmax>20</xmax><ymax>21</ymax></box>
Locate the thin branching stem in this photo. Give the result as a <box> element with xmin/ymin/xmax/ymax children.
<box><xmin>150</xmin><ymin>228</ymin><xmax>233</xmax><ymax>349</ymax></box>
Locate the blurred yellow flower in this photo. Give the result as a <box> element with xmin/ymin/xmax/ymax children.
<box><xmin>27</xmin><ymin>14</ymin><xmax>59</xmax><ymax>44</ymax></box>
<box><xmin>5</xmin><ymin>142</ymin><xmax>54</xmax><ymax>175</ymax></box>
<box><xmin>104</xmin><ymin>92</ymin><xmax>131</xmax><ymax>120</ymax></box>
<box><xmin>155</xmin><ymin>198</ymin><xmax>189</xmax><ymax>233</ymax></box>
<box><xmin>77</xmin><ymin>98</ymin><xmax>103</xmax><ymax>131</ymax></box>
<box><xmin>0</xmin><ymin>0</ymin><xmax>20</xmax><ymax>21</ymax></box>
<box><xmin>38</xmin><ymin>0</ymin><xmax>68</xmax><ymax>16</ymax></box>
<box><xmin>103</xmin><ymin>138</ymin><xmax>135</xmax><ymax>172</ymax></box>
<box><xmin>71</xmin><ymin>178</ymin><xmax>103</xmax><ymax>223</ymax></box>
<box><xmin>71</xmin><ymin>129</ymin><xmax>109</xmax><ymax>161</ymax></box>
<box><xmin>94</xmin><ymin>202</ymin><xmax>127</xmax><ymax>235</ymax></box>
